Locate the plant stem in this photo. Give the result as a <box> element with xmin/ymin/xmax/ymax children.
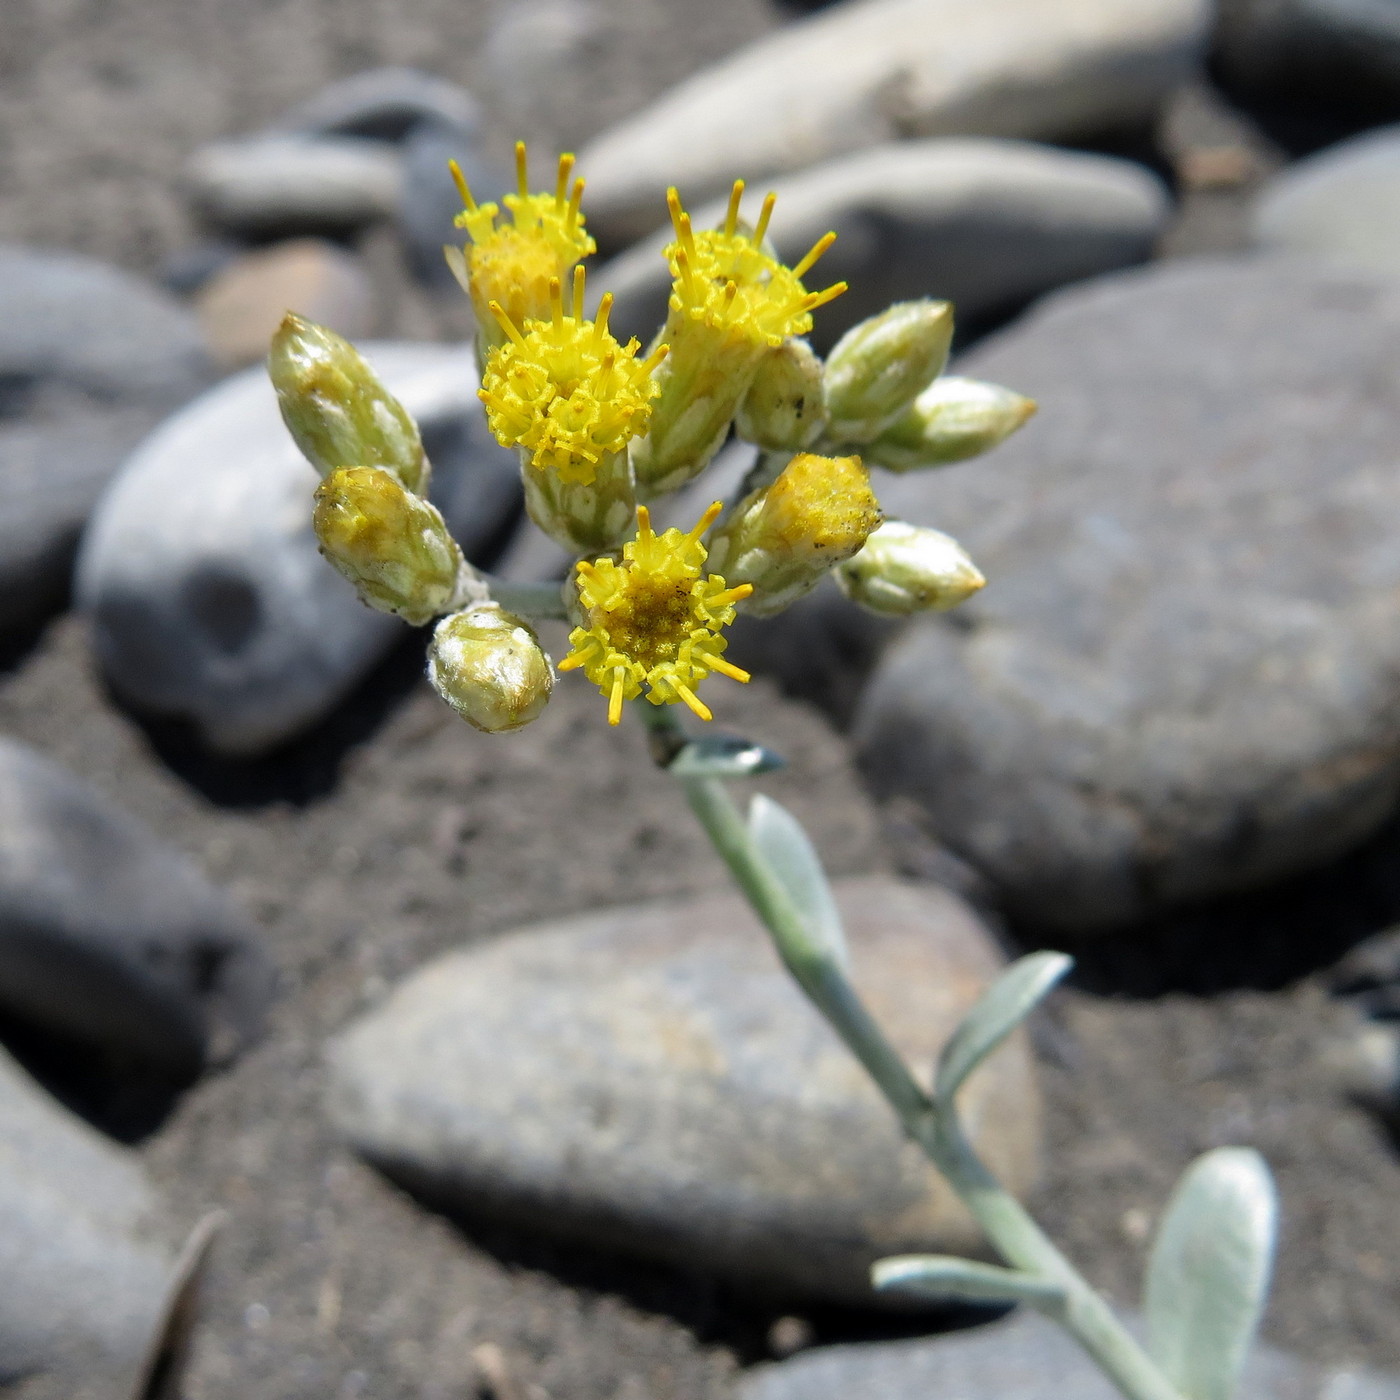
<box><xmin>483</xmin><ymin>577</ymin><xmax>570</xmax><ymax>619</ymax></box>
<box><xmin>640</xmin><ymin>705</ymin><xmax>1181</xmax><ymax>1400</ymax></box>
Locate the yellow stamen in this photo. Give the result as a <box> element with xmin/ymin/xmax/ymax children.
<box><xmin>676</xmin><ymin>685</ymin><xmax>712</xmax><ymax>721</ymax></box>
<box><xmin>515</xmin><ymin>141</ymin><xmax>529</xmax><ymax>199</ymax></box>
<box><xmin>572</xmin><ymin>264</ymin><xmax>585</xmax><ymax>320</ymax></box>
<box><xmin>753</xmin><ymin>191</ymin><xmax>777</xmax><ymax>245</ymax></box>
<box><xmin>555</xmin><ymin>152</ymin><xmax>575</xmax><ymax>206</ymax></box>
<box><xmin>448</xmin><ymin>159</ymin><xmax>476</xmax><ymax>211</ymax></box>
<box><xmin>791</xmin><ymin>230</ymin><xmax>837</xmax><ymax>279</ymax></box>
<box><xmin>725</xmin><ymin>180</ymin><xmax>745</xmax><ymax>238</ymax></box>
<box><xmin>488</xmin><ymin>300</ymin><xmax>531</xmax><ymax>350</ymax></box>
<box><xmin>707</xmin><ymin>656</ymin><xmax>751</xmax><ymax>682</ymax></box>
<box><xmin>608</xmin><ymin>670</ymin><xmax>626</xmax><ymax>726</ymax></box>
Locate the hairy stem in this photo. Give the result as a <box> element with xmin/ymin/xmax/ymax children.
<box><xmin>638</xmin><ymin>704</ymin><xmax>1181</xmax><ymax>1400</ymax></box>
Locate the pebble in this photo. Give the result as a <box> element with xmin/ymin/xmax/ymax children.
<box><xmin>577</xmin><ymin>0</ymin><xmax>1208</xmax><ymax>245</ymax></box>
<box><xmin>194</xmin><ymin>238</ymin><xmax>377</xmax><ymax>370</ymax></box>
<box><xmin>327</xmin><ymin>876</ymin><xmax>1042</xmax><ymax>1305</ymax></box>
<box><xmin>76</xmin><ymin>344</ymin><xmax>520</xmax><ymax>755</ymax></box>
<box><xmin>0</xmin><ymin>1047</ymin><xmax>173</xmax><ymax>1382</ymax></box>
<box><xmin>0</xmin><ymin>736</ymin><xmax>273</xmax><ymax>1073</ymax></box>
<box><xmin>1253</xmin><ymin>125</ymin><xmax>1400</xmax><ymax>277</ymax></box>
<box><xmin>273</xmin><ymin>66</ymin><xmax>481</xmax><ymax>142</ymax></box>
<box><xmin>185</xmin><ymin>135</ymin><xmax>403</xmax><ymax>240</ymax></box>
<box><xmin>0</xmin><ymin>244</ymin><xmax>209</xmax><ymax>636</ymax></box>
<box><xmin>738</xmin><ymin>1305</ymin><xmax>1400</xmax><ymax>1400</ymax></box>
<box><xmin>852</xmin><ymin>258</ymin><xmax>1400</xmax><ymax>931</ymax></box>
<box><xmin>1215</xmin><ymin>0</ymin><xmax>1400</xmax><ymax>118</ymax></box>
<box><xmin>597</xmin><ymin>138</ymin><xmax>1170</xmax><ymax>351</ymax></box>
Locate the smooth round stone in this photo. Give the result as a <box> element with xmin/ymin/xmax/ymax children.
<box><xmin>272</xmin><ymin>66</ymin><xmax>481</xmax><ymax>143</ymax></box>
<box><xmin>577</xmin><ymin>0</ymin><xmax>1207</xmax><ymax>246</ymax></box>
<box><xmin>0</xmin><ymin>736</ymin><xmax>273</xmax><ymax>1073</ymax></box>
<box><xmin>327</xmin><ymin>876</ymin><xmax>1042</xmax><ymax>1305</ymax></box>
<box><xmin>76</xmin><ymin>344</ymin><xmax>520</xmax><ymax>755</ymax></box>
<box><xmin>855</xmin><ymin>257</ymin><xmax>1400</xmax><ymax>931</ymax></box>
<box><xmin>597</xmin><ymin>138</ymin><xmax>1169</xmax><ymax>351</ymax></box>
<box><xmin>1254</xmin><ymin>125</ymin><xmax>1400</xmax><ymax>277</ymax></box>
<box><xmin>185</xmin><ymin>136</ymin><xmax>403</xmax><ymax>239</ymax></box>
<box><xmin>0</xmin><ymin>1048</ymin><xmax>173</xmax><ymax>1382</ymax></box>
<box><xmin>739</xmin><ymin>1306</ymin><xmax>1400</xmax><ymax>1400</ymax></box>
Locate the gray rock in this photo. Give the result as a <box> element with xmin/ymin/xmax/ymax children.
<box><xmin>0</xmin><ymin>245</ymin><xmax>209</xmax><ymax>635</ymax></box>
<box><xmin>852</xmin><ymin>257</ymin><xmax>1400</xmax><ymax>931</ymax></box>
<box><xmin>576</xmin><ymin>0</ymin><xmax>1208</xmax><ymax>245</ymax></box>
<box><xmin>1215</xmin><ymin>0</ymin><xmax>1400</xmax><ymax>116</ymax></box>
<box><xmin>738</xmin><ymin>1305</ymin><xmax>1400</xmax><ymax>1400</ymax></box>
<box><xmin>597</xmin><ymin>139</ymin><xmax>1170</xmax><ymax>352</ymax></box>
<box><xmin>0</xmin><ymin>736</ymin><xmax>273</xmax><ymax>1073</ymax></box>
<box><xmin>0</xmin><ymin>1047</ymin><xmax>173</xmax><ymax>1382</ymax></box>
<box><xmin>77</xmin><ymin>344</ymin><xmax>521</xmax><ymax>754</ymax></box>
<box><xmin>327</xmin><ymin>876</ymin><xmax>1041</xmax><ymax>1305</ymax></box>
<box><xmin>273</xmin><ymin>66</ymin><xmax>481</xmax><ymax>143</ymax></box>
<box><xmin>185</xmin><ymin>136</ymin><xmax>403</xmax><ymax>240</ymax></box>
<box><xmin>1253</xmin><ymin>125</ymin><xmax>1400</xmax><ymax>276</ymax></box>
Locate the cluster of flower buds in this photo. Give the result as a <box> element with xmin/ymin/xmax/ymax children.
<box><xmin>269</xmin><ymin>141</ymin><xmax>1036</xmax><ymax>734</ymax></box>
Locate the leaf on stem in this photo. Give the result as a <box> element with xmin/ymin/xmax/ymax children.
<box><xmin>872</xmin><ymin>1254</ymin><xmax>1065</xmax><ymax>1308</ymax></box>
<box><xmin>934</xmin><ymin>951</ymin><xmax>1072</xmax><ymax>1107</ymax></box>
<box><xmin>667</xmin><ymin>734</ymin><xmax>786</xmax><ymax>777</ymax></box>
<box><xmin>1144</xmin><ymin>1148</ymin><xmax>1277</xmax><ymax>1400</ymax></box>
<box><xmin>747</xmin><ymin>793</ymin><xmax>848</xmax><ymax>972</ymax></box>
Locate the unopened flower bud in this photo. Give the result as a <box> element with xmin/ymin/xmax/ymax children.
<box><xmin>705</xmin><ymin>452</ymin><xmax>882</xmax><ymax>617</ymax></box>
<box><xmin>428</xmin><ymin>605</ymin><xmax>554</xmax><ymax>733</ymax></box>
<box><xmin>521</xmin><ymin>446</ymin><xmax>638</xmax><ymax>555</ymax></box>
<box><xmin>313</xmin><ymin>466</ymin><xmax>465</xmax><ymax>625</ymax></box>
<box><xmin>865</xmin><ymin>376</ymin><xmax>1036</xmax><ymax>472</ymax></box>
<box><xmin>269</xmin><ymin>314</ymin><xmax>429</xmax><ymax>493</ymax></box>
<box><xmin>823</xmin><ymin>301</ymin><xmax>954</xmax><ymax>444</ymax></box>
<box><xmin>836</xmin><ymin>521</ymin><xmax>985</xmax><ymax>614</ymax></box>
<box><xmin>735</xmin><ymin>338</ymin><xmax>829</xmax><ymax>450</ymax></box>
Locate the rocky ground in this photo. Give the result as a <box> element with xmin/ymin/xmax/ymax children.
<box><xmin>6</xmin><ymin>0</ymin><xmax>1400</xmax><ymax>1397</ymax></box>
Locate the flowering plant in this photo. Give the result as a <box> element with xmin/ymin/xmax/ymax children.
<box><xmin>269</xmin><ymin>143</ymin><xmax>1278</xmax><ymax>1400</ymax></box>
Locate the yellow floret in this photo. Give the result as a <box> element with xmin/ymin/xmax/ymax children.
<box><xmin>478</xmin><ymin>266</ymin><xmax>668</xmax><ymax>485</ymax></box>
<box><xmin>664</xmin><ymin>181</ymin><xmax>846</xmax><ymax>348</ymax></box>
<box><xmin>445</xmin><ymin>141</ymin><xmax>597</xmax><ymax>333</ymax></box>
<box><xmin>558</xmin><ymin>502</ymin><xmax>753</xmax><ymax>725</ymax></box>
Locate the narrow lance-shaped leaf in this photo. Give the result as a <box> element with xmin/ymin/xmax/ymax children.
<box><xmin>667</xmin><ymin>733</ymin><xmax>786</xmax><ymax>778</ymax></box>
<box><xmin>747</xmin><ymin>794</ymin><xmax>848</xmax><ymax>972</ymax></box>
<box><xmin>935</xmin><ymin>951</ymin><xmax>1073</xmax><ymax>1107</ymax></box>
<box><xmin>873</xmin><ymin>1255</ymin><xmax>1066</xmax><ymax>1309</ymax></box>
<box><xmin>1144</xmin><ymin>1147</ymin><xmax>1278</xmax><ymax>1400</ymax></box>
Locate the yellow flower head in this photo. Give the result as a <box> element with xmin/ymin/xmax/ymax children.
<box><xmin>558</xmin><ymin>502</ymin><xmax>753</xmax><ymax>725</ymax></box>
<box><xmin>478</xmin><ymin>265</ymin><xmax>669</xmax><ymax>485</ymax></box>
<box><xmin>445</xmin><ymin>142</ymin><xmax>597</xmax><ymax>332</ymax></box>
<box><xmin>664</xmin><ymin>181</ymin><xmax>846</xmax><ymax>350</ymax></box>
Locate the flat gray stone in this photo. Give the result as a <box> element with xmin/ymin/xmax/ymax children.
<box><xmin>853</xmin><ymin>257</ymin><xmax>1400</xmax><ymax>930</ymax></box>
<box><xmin>185</xmin><ymin>135</ymin><xmax>403</xmax><ymax>239</ymax></box>
<box><xmin>1254</xmin><ymin>125</ymin><xmax>1400</xmax><ymax>277</ymax></box>
<box><xmin>0</xmin><ymin>736</ymin><xmax>273</xmax><ymax>1072</ymax></box>
<box><xmin>738</xmin><ymin>1306</ymin><xmax>1400</xmax><ymax>1400</ymax></box>
<box><xmin>0</xmin><ymin>245</ymin><xmax>209</xmax><ymax>634</ymax></box>
<box><xmin>77</xmin><ymin>343</ymin><xmax>520</xmax><ymax>755</ymax></box>
<box><xmin>327</xmin><ymin>876</ymin><xmax>1041</xmax><ymax>1305</ymax></box>
<box><xmin>272</xmin><ymin>66</ymin><xmax>481</xmax><ymax>142</ymax></box>
<box><xmin>0</xmin><ymin>1047</ymin><xmax>173</xmax><ymax>1382</ymax></box>
<box><xmin>577</xmin><ymin>0</ymin><xmax>1207</xmax><ymax>245</ymax></box>
<box><xmin>598</xmin><ymin>139</ymin><xmax>1170</xmax><ymax>351</ymax></box>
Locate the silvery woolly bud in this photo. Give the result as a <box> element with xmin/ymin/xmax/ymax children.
<box><xmin>428</xmin><ymin>605</ymin><xmax>554</xmax><ymax>733</ymax></box>
<box><xmin>735</xmin><ymin>338</ymin><xmax>829</xmax><ymax>451</ymax></box>
<box><xmin>865</xmin><ymin>376</ymin><xmax>1036</xmax><ymax>473</ymax></box>
<box><xmin>823</xmin><ymin>301</ymin><xmax>954</xmax><ymax>444</ymax></box>
<box><xmin>313</xmin><ymin>466</ymin><xmax>465</xmax><ymax>626</ymax></box>
<box><xmin>836</xmin><ymin>520</ymin><xmax>985</xmax><ymax>615</ymax></box>
<box><xmin>269</xmin><ymin>314</ymin><xmax>429</xmax><ymax>494</ymax></box>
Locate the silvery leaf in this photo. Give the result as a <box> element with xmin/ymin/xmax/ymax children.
<box><xmin>873</xmin><ymin>1254</ymin><xmax>1065</xmax><ymax>1308</ymax></box>
<box><xmin>667</xmin><ymin>734</ymin><xmax>786</xmax><ymax>777</ymax></box>
<box><xmin>935</xmin><ymin>951</ymin><xmax>1073</xmax><ymax>1106</ymax></box>
<box><xmin>748</xmin><ymin>793</ymin><xmax>848</xmax><ymax>972</ymax></box>
<box><xmin>1145</xmin><ymin>1148</ymin><xmax>1278</xmax><ymax>1400</ymax></box>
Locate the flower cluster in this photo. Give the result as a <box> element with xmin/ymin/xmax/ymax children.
<box><xmin>271</xmin><ymin>141</ymin><xmax>1036</xmax><ymax>734</ymax></box>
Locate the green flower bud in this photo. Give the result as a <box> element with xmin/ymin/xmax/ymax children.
<box><xmin>735</xmin><ymin>338</ymin><xmax>829</xmax><ymax>451</ymax></box>
<box><xmin>705</xmin><ymin>452</ymin><xmax>882</xmax><ymax>618</ymax></box>
<box><xmin>521</xmin><ymin>447</ymin><xmax>638</xmax><ymax>555</ymax></box>
<box><xmin>823</xmin><ymin>301</ymin><xmax>954</xmax><ymax>444</ymax></box>
<box><xmin>313</xmin><ymin>466</ymin><xmax>465</xmax><ymax>625</ymax></box>
<box><xmin>269</xmin><ymin>314</ymin><xmax>429</xmax><ymax>494</ymax></box>
<box><xmin>835</xmin><ymin>521</ymin><xmax>985</xmax><ymax>615</ymax></box>
<box><xmin>864</xmin><ymin>376</ymin><xmax>1036</xmax><ymax>472</ymax></box>
<box><xmin>428</xmin><ymin>605</ymin><xmax>554</xmax><ymax>733</ymax></box>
